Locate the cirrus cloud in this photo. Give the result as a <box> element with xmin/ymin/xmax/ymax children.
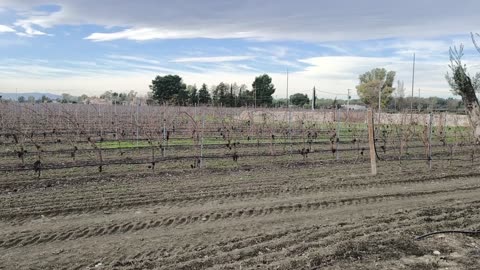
<box><xmin>171</xmin><ymin>56</ymin><xmax>255</xmax><ymax>63</ymax></box>
<box><xmin>2</xmin><ymin>0</ymin><xmax>480</xmax><ymax>42</ymax></box>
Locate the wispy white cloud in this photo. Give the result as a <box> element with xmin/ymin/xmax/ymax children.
<box><xmin>295</xmin><ymin>55</ymin><xmax>466</xmax><ymax>98</ymax></box>
<box><xmin>86</xmin><ymin>28</ymin><xmax>177</xmax><ymax>42</ymax></box>
<box><xmin>247</xmin><ymin>46</ymin><xmax>303</xmax><ymax>69</ymax></box>
<box><xmin>101</xmin><ymin>59</ymin><xmax>187</xmax><ymax>74</ymax></box>
<box><xmin>317</xmin><ymin>44</ymin><xmax>350</xmax><ymax>55</ymax></box>
<box><xmin>14</xmin><ymin>20</ymin><xmax>48</xmax><ymax>37</ymax></box>
<box><xmin>298</xmin><ymin>56</ymin><xmax>398</xmax><ymax>78</ymax></box>
<box><xmin>4</xmin><ymin>0</ymin><xmax>480</xmax><ymax>42</ymax></box>
<box><xmin>85</xmin><ymin>27</ymin><xmax>258</xmax><ymax>42</ymax></box>
<box><xmin>0</xmin><ymin>25</ymin><xmax>15</xmax><ymax>33</ymax></box>
<box><xmin>171</xmin><ymin>55</ymin><xmax>254</xmax><ymax>63</ymax></box>
<box><xmin>0</xmin><ymin>53</ymin><xmax>465</xmax><ymax>99</ymax></box>
<box><xmin>107</xmin><ymin>55</ymin><xmax>162</xmax><ymax>65</ymax></box>
<box><xmin>249</xmin><ymin>46</ymin><xmax>289</xmax><ymax>58</ymax></box>
<box><xmin>0</xmin><ymin>65</ymin><xmax>72</xmax><ymax>74</ymax></box>
<box><xmin>237</xmin><ymin>64</ymin><xmax>260</xmax><ymax>72</ymax></box>
<box><xmin>386</xmin><ymin>40</ymin><xmax>453</xmax><ymax>59</ymax></box>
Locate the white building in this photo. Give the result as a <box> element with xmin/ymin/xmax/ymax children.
<box><xmin>341</xmin><ymin>104</ymin><xmax>367</xmax><ymax>111</ymax></box>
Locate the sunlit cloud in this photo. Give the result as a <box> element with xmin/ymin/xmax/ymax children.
<box><xmin>0</xmin><ymin>24</ymin><xmax>15</xmax><ymax>33</ymax></box>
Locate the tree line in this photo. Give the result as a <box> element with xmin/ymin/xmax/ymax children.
<box><xmin>3</xmin><ymin>68</ymin><xmax>466</xmax><ymax>113</ymax></box>
<box><xmin>149</xmin><ymin>74</ymin><xmax>275</xmax><ymax>107</ymax></box>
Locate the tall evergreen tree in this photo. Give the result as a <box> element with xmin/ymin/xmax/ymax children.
<box><xmin>252</xmin><ymin>74</ymin><xmax>275</xmax><ymax>107</ymax></box>
<box><xmin>213</xmin><ymin>82</ymin><xmax>229</xmax><ymax>106</ymax></box>
<box><xmin>198</xmin><ymin>83</ymin><xmax>211</xmax><ymax>105</ymax></box>
<box><xmin>188</xmin><ymin>85</ymin><xmax>199</xmax><ymax>105</ymax></box>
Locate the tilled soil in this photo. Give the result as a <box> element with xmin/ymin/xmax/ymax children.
<box><xmin>1</xmin><ymin>160</ymin><xmax>480</xmax><ymax>269</ymax></box>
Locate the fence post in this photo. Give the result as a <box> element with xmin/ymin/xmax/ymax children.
<box><xmin>162</xmin><ymin>118</ymin><xmax>166</xmax><ymax>157</ymax></box>
<box><xmin>136</xmin><ymin>103</ymin><xmax>139</xmax><ymax>147</ymax></box>
<box><xmin>428</xmin><ymin>112</ymin><xmax>433</xmax><ymax>170</ymax></box>
<box><xmin>288</xmin><ymin>109</ymin><xmax>292</xmax><ymax>155</ymax></box>
<box><xmin>336</xmin><ymin>107</ymin><xmax>340</xmax><ymax>161</ymax></box>
<box><xmin>367</xmin><ymin>109</ymin><xmax>377</xmax><ymax>176</ymax></box>
<box><xmin>200</xmin><ymin>113</ymin><xmax>205</xmax><ymax>168</ymax></box>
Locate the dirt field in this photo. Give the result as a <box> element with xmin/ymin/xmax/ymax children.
<box><xmin>1</xmin><ymin>158</ymin><xmax>480</xmax><ymax>270</ymax></box>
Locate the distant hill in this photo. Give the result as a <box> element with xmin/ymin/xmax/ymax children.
<box><xmin>0</xmin><ymin>92</ymin><xmax>62</xmax><ymax>101</ymax></box>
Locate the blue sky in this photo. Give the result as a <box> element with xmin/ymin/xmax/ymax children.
<box><xmin>1</xmin><ymin>0</ymin><xmax>480</xmax><ymax>98</ymax></box>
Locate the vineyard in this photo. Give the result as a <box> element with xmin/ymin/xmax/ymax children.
<box><xmin>1</xmin><ymin>103</ymin><xmax>480</xmax><ymax>269</ymax></box>
<box><xmin>0</xmin><ymin>103</ymin><xmax>477</xmax><ymax>175</ymax></box>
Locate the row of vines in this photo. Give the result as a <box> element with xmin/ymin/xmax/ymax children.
<box><xmin>0</xmin><ymin>103</ymin><xmax>477</xmax><ymax>177</ymax></box>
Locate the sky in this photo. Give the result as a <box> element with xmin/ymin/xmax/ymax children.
<box><xmin>1</xmin><ymin>0</ymin><xmax>480</xmax><ymax>99</ymax></box>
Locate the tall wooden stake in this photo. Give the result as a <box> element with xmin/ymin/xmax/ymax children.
<box><xmin>136</xmin><ymin>103</ymin><xmax>139</xmax><ymax>147</ymax></box>
<box><xmin>200</xmin><ymin>113</ymin><xmax>205</xmax><ymax>168</ymax></box>
<box><xmin>336</xmin><ymin>107</ymin><xmax>340</xmax><ymax>161</ymax></box>
<box><xmin>428</xmin><ymin>112</ymin><xmax>433</xmax><ymax>170</ymax></box>
<box><xmin>367</xmin><ymin>109</ymin><xmax>377</xmax><ymax>175</ymax></box>
<box><xmin>162</xmin><ymin>118</ymin><xmax>166</xmax><ymax>157</ymax></box>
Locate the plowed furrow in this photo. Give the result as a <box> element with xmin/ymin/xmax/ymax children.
<box><xmin>2</xmin><ymin>185</ymin><xmax>478</xmax><ymax>249</ymax></box>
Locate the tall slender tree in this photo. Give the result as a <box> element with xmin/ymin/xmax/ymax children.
<box><xmin>213</xmin><ymin>82</ymin><xmax>229</xmax><ymax>106</ymax></box>
<box><xmin>188</xmin><ymin>85</ymin><xmax>199</xmax><ymax>105</ymax></box>
<box><xmin>198</xmin><ymin>83</ymin><xmax>211</xmax><ymax>105</ymax></box>
<box><xmin>446</xmin><ymin>44</ymin><xmax>480</xmax><ymax>141</ymax></box>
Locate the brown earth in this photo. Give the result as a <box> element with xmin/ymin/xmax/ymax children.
<box><xmin>1</xmin><ymin>159</ymin><xmax>480</xmax><ymax>270</ymax></box>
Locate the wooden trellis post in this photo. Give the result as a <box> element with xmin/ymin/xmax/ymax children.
<box><xmin>200</xmin><ymin>113</ymin><xmax>205</xmax><ymax>168</ymax></box>
<box><xmin>336</xmin><ymin>107</ymin><xmax>340</xmax><ymax>161</ymax></box>
<box><xmin>162</xmin><ymin>118</ymin><xmax>166</xmax><ymax>157</ymax></box>
<box><xmin>428</xmin><ymin>112</ymin><xmax>433</xmax><ymax>170</ymax></box>
<box><xmin>367</xmin><ymin>109</ymin><xmax>377</xmax><ymax>176</ymax></box>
